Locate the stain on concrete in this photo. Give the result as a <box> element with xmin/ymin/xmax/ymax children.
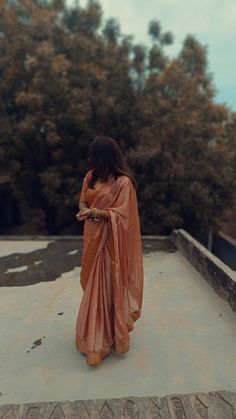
<box><xmin>0</xmin><ymin>240</ymin><xmax>83</xmax><ymax>287</ymax></box>
<box><xmin>27</xmin><ymin>336</ymin><xmax>46</xmax><ymax>352</ymax></box>
<box><xmin>31</xmin><ymin>339</ymin><xmax>42</xmax><ymax>350</ymax></box>
<box><xmin>0</xmin><ymin>239</ymin><xmax>176</xmax><ymax>287</ymax></box>
<box><xmin>6</xmin><ymin>266</ymin><xmax>28</xmax><ymax>273</ymax></box>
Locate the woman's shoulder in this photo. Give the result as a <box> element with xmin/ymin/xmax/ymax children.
<box><xmin>119</xmin><ymin>174</ymin><xmax>130</xmax><ymax>181</ymax></box>
<box><xmin>117</xmin><ymin>174</ymin><xmax>132</xmax><ymax>186</ymax></box>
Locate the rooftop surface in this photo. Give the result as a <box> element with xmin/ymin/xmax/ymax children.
<box><xmin>0</xmin><ymin>239</ymin><xmax>236</xmax><ymax>411</ymax></box>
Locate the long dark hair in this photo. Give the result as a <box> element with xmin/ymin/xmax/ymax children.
<box><xmin>87</xmin><ymin>136</ymin><xmax>137</xmax><ymax>189</ymax></box>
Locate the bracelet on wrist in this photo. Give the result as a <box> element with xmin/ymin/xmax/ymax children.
<box><xmin>88</xmin><ymin>207</ymin><xmax>103</xmax><ymax>222</ymax></box>
<box><xmin>90</xmin><ymin>208</ymin><xmax>97</xmax><ymax>219</ymax></box>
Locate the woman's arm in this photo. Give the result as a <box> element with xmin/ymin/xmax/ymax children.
<box><xmin>79</xmin><ymin>201</ymin><xmax>88</xmax><ymax>211</ymax></box>
<box><xmin>97</xmin><ymin>209</ymin><xmax>109</xmax><ymax>220</ymax></box>
<box><xmin>76</xmin><ymin>207</ymin><xmax>109</xmax><ymax>221</ymax></box>
<box><xmin>79</xmin><ymin>171</ymin><xmax>91</xmax><ymax>210</ymax></box>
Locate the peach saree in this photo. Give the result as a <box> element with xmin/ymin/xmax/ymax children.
<box><xmin>75</xmin><ymin>170</ymin><xmax>144</xmax><ymax>365</ymax></box>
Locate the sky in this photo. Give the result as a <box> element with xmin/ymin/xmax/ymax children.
<box><xmin>72</xmin><ymin>0</ymin><xmax>236</xmax><ymax>111</ymax></box>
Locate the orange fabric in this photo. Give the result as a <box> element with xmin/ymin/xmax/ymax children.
<box><xmin>75</xmin><ymin>170</ymin><xmax>144</xmax><ymax>365</ymax></box>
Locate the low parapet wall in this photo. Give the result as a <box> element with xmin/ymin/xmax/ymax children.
<box><xmin>1</xmin><ymin>231</ymin><xmax>235</xmax><ymax>312</ymax></box>
<box><xmin>171</xmin><ymin>229</ymin><xmax>236</xmax><ymax>313</ymax></box>
<box><xmin>0</xmin><ymin>234</ymin><xmax>177</xmax><ymax>252</ymax></box>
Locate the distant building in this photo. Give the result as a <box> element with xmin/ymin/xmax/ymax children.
<box><xmin>219</xmin><ymin>207</ymin><xmax>236</xmax><ymax>241</ymax></box>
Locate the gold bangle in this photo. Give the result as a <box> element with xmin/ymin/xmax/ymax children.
<box><xmin>90</xmin><ymin>208</ymin><xmax>95</xmax><ymax>219</ymax></box>
<box><xmin>91</xmin><ymin>208</ymin><xmax>98</xmax><ymax>220</ymax></box>
<box><xmin>96</xmin><ymin>209</ymin><xmax>100</xmax><ymax>220</ymax></box>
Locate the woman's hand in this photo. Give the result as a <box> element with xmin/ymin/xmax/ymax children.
<box><xmin>76</xmin><ymin>208</ymin><xmax>92</xmax><ymax>221</ymax></box>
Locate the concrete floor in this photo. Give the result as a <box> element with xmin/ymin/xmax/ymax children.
<box><xmin>0</xmin><ymin>241</ymin><xmax>236</xmax><ymax>406</ymax></box>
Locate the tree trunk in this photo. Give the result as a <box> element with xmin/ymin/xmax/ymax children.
<box><xmin>207</xmin><ymin>228</ymin><xmax>213</xmax><ymax>252</ymax></box>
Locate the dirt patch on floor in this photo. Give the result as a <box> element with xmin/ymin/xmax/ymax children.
<box><xmin>0</xmin><ymin>239</ymin><xmax>176</xmax><ymax>287</ymax></box>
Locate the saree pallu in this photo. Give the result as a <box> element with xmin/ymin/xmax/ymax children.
<box><xmin>75</xmin><ymin>174</ymin><xmax>144</xmax><ymax>365</ymax></box>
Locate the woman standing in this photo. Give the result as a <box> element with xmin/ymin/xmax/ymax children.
<box><xmin>75</xmin><ymin>136</ymin><xmax>144</xmax><ymax>366</ymax></box>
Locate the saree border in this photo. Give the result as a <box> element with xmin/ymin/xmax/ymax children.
<box><xmin>76</xmin><ymin>334</ymin><xmax>111</xmax><ymax>365</ymax></box>
<box><xmin>75</xmin><ymin>310</ymin><xmax>141</xmax><ymax>365</ymax></box>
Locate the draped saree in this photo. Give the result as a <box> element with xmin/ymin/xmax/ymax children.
<box><xmin>75</xmin><ymin>170</ymin><xmax>144</xmax><ymax>365</ymax></box>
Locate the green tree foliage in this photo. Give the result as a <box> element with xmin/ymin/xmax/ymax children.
<box><xmin>0</xmin><ymin>0</ymin><xmax>235</xmax><ymax>235</ymax></box>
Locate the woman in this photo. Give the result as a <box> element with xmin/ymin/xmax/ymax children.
<box><xmin>75</xmin><ymin>136</ymin><xmax>144</xmax><ymax>366</ymax></box>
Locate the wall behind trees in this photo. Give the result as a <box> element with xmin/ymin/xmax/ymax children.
<box><xmin>0</xmin><ymin>0</ymin><xmax>235</xmax><ymax>235</ymax></box>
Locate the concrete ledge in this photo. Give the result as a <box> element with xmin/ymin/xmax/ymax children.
<box><xmin>219</xmin><ymin>230</ymin><xmax>236</xmax><ymax>247</ymax></box>
<box><xmin>0</xmin><ymin>235</ymin><xmax>177</xmax><ymax>252</ymax></box>
<box><xmin>142</xmin><ymin>236</ymin><xmax>177</xmax><ymax>252</ymax></box>
<box><xmin>0</xmin><ymin>235</ymin><xmax>85</xmax><ymax>240</ymax></box>
<box><xmin>171</xmin><ymin>229</ymin><xmax>236</xmax><ymax>313</ymax></box>
<box><xmin>0</xmin><ymin>390</ymin><xmax>236</xmax><ymax>418</ymax></box>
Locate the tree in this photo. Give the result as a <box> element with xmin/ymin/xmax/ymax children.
<box><xmin>128</xmin><ymin>37</ymin><xmax>235</xmax><ymax>234</ymax></box>
<box><xmin>0</xmin><ymin>0</ymin><xmax>235</xmax><ymax>236</ymax></box>
<box><xmin>0</xmin><ymin>0</ymin><xmax>137</xmax><ymax>233</ymax></box>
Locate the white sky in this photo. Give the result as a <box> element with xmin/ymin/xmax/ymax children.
<box><xmin>70</xmin><ymin>0</ymin><xmax>236</xmax><ymax>111</ymax></box>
